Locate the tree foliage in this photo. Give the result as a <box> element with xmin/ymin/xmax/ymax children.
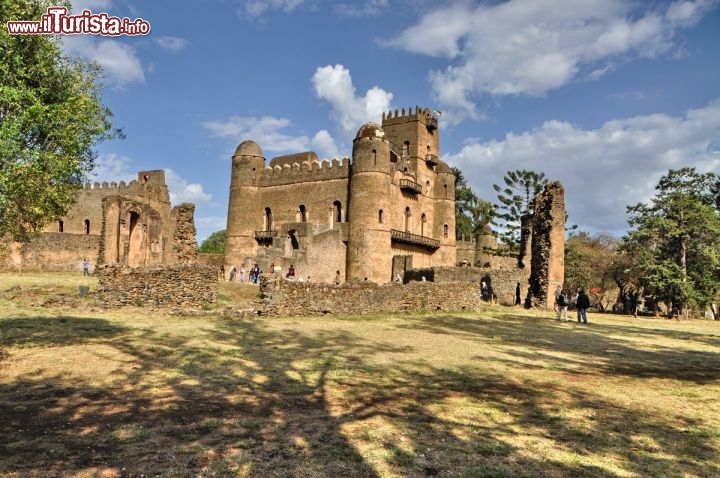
<box><xmin>452</xmin><ymin>167</ymin><xmax>495</xmax><ymax>240</ymax></box>
<box><xmin>199</xmin><ymin>229</ymin><xmax>226</xmax><ymax>254</ymax></box>
<box><xmin>564</xmin><ymin>232</ymin><xmax>620</xmax><ymax>310</ymax></box>
<box><xmin>492</xmin><ymin>169</ymin><xmax>547</xmax><ymax>249</ymax></box>
<box><xmin>622</xmin><ymin>167</ymin><xmax>720</xmax><ymax>315</ymax></box>
<box><xmin>0</xmin><ymin>0</ymin><xmax>121</xmax><ymax>242</ymax></box>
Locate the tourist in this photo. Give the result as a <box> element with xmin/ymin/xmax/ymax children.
<box><xmin>286</xmin><ymin>264</ymin><xmax>295</xmax><ymax>279</ymax></box>
<box><xmin>270</xmin><ymin>261</ymin><xmax>275</xmax><ymax>274</ymax></box>
<box><xmin>229</xmin><ymin>265</ymin><xmax>236</xmax><ymax>282</ymax></box>
<box><xmin>220</xmin><ymin>264</ymin><xmax>225</xmax><ymax>281</ymax></box>
<box><xmin>82</xmin><ymin>258</ymin><xmax>90</xmax><ymax>276</ymax></box>
<box><xmin>481</xmin><ymin>280</ymin><xmax>489</xmax><ymax>301</ymax></box>
<box><xmin>556</xmin><ymin>287</ymin><xmax>569</xmax><ymax>322</ymax></box>
<box><xmin>576</xmin><ymin>288</ymin><xmax>590</xmax><ymax>324</ymax></box>
<box><xmin>239</xmin><ymin>264</ymin><xmax>246</xmax><ymax>283</ymax></box>
<box><xmin>335</xmin><ymin>270</ymin><xmax>342</xmax><ymax>285</ymax></box>
<box><xmin>515</xmin><ymin>282</ymin><xmax>522</xmax><ymax>306</ymax></box>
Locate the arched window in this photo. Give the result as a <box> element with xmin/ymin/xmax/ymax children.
<box><xmin>425</xmin><ymin>180</ymin><xmax>430</xmax><ymax>195</ymax></box>
<box><xmin>333</xmin><ymin>201</ymin><xmax>342</xmax><ymax>224</ymax></box>
<box><xmin>58</xmin><ymin>220</ymin><xmax>64</xmax><ymax>233</ymax></box>
<box><xmin>403</xmin><ymin>140</ymin><xmax>410</xmax><ymax>157</ymax></box>
<box><xmin>404</xmin><ymin>207</ymin><xmax>411</xmax><ymax>232</ymax></box>
<box><xmin>421</xmin><ymin>213</ymin><xmax>427</xmax><ymax>236</ymax></box>
<box><xmin>264</xmin><ymin>207</ymin><xmax>273</xmax><ymax>231</ymax></box>
<box><xmin>378</xmin><ymin>210</ymin><xmax>383</xmax><ymax>224</ymax></box>
<box><xmin>299</xmin><ymin>205</ymin><xmax>307</xmax><ymax>222</ymax></box>
<box><xmin>84</xmin><ymin>219</ymin><xmax>90</xmax><ymax>235</ymax></box>
<box><xmin>443</xmin><ymin>224</ymin><xmax>449</xmax><ymax>239</ymax></box>
<box><xmin>288</xmin><ymin>229</ymin><xmax>299</xmax><ymax>250</ymax></box>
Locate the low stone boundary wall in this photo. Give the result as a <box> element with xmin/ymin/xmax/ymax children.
<box><xmin>94</xmin><ymin>264</ymin><xmax>217</xmax><ymax>308</ymax></box>
<box><xmin>259</xmin><ymin>276</ymin><xmax>481</xmax><ymax>317</ymax></box>
<box><xmin>0</xmin><ymin>233</ymin><xmax>100</xmax><ymax>272</ymax></box>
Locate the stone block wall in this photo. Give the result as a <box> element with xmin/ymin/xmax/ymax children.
<box><xmin>259</xmin><ymin>276</ymin><xmax>481</xmax><ymax>317</ymax></box>
<box><xmin>94</xmin><ymin>264</ymin><xmax>217</xmax><ymax>308</ymax></box>
<box><xmin>528</xmin><ymin>182</ymin><xmax>565</xmax><ymax>309</ymax></box>
<box><xmin>0</xmin><ymin>233</ymin><xmax>100</xmax><ymax>272</ymax></box>
<box><xmin>171</xmin><ymin>203</ymin><xmax>198</xmax><ymax>264</ymax></box>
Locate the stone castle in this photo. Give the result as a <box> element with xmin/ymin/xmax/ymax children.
<box><xmin>225</xmin><ymin>107</ymin><xmax>457</xmax><ymax>284</ymax></box>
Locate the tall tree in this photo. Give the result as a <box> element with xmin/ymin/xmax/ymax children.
<box><xmin>493</xmin><ymin>169</ymin><xmax>547</xmax><ymax>249</ymax></box>
<box><xmin>623</xmin><ymin>167</ymin><xmax>720</xmax><ymax>315</ymax></box>
<box><xmin>199</xmin><ymin>229</ymin><xmax>226</xmax><ymax>254</ymax></box>
<box><xmin>0</xmin><ymin>0</ymin><xmax>121</xmax><ymax>242</ymax></box>
<box><xmin>452</xmin><ymin>167</ymin><xmax>495</xmax><ymax>240</ymax></box>
<box><xmin>564</xmin><ymin>232</ymin><xmax>620</xmax><ymax>311</ymax></box>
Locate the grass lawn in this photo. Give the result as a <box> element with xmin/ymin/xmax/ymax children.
<box><xmin>1</xmin><ymin>273</ymin><xmax>719</xmax><ymax>477</ymax></box>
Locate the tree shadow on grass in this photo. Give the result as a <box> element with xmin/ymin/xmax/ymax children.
<box><xmin>0</xmin><ymin>315</ymin><xmax>127</xmax><ymax>348</ymax></box>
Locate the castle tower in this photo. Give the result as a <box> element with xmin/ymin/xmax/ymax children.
<box><xmin>434</xmin><ymin>162</ymin><xmax>457</xmax><ymax>266</ymax></box>
<box><xmin>381</xmin><ymin>106</ymin><xmax>439</xmax><ymax>180</ymax></box>
<box><xmin>346</xmin><ymin>123</ymin><xmax>393</xmax><ymax>282</ymax></box>
<box><xmin>224</xmin><ymin>140</ymin><xmax>266</xmax><ymax>267</ymax></box>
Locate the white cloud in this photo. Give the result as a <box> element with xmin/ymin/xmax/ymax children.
<box><xmin>312</xmin><ymin>64</ymin><xmax>394</xmax><ymax>138</ymax></box>
<box><xmin>444</xmin><ymin>100</ymin><xmax>720</xmax><ymax>234</ymax></box>
<box><xmin>89</xmin><ymin>153</ymin><xmax>135</xmax><ymax>183</ymax></box>
<box><xmin>239</xmin><ymin>0</ymin><xmax>307</xmax><ymax>18</ymax></box>
<box><xmin>62</xmin><ymin>35</ymin><xmax>144</xmax><ymax>87</ymax></box>
<box><xmin>69</xmin><ymin>0</ymin><xmax>113</xmax><ymax>13</ymax></box>
<box><xmin>164</xmin><ymin>169</ymin><xmax>211</xmax><ymax>205</ymax></box>
<box><xmin>202</xmin><ymin>116</ymin><xmax>342</xmax><ymax>160</ymax></box>
<box><xmin>334</xmin><ymin>0</ymin><xmax>389</xmax><ymax>17</ymax></box>
<box><xmin>155</xmin><ymin>36</ymin><xmax>188</xmax><ymax>53</ymax></box>
<box><xmin>387</xmin><ymin>0</ymin><xmax>718</xmax><ymax>120</ymax></box>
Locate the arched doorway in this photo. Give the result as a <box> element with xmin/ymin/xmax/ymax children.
<box><xmin>127</xmin><ymin>211</ymin><xmax>146</xmax><ymax>267</ymax></box>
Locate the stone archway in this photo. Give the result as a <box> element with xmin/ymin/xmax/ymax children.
<box><xmin>127</xmin><ymin>211</ymin><xmax>147</xmax><ymax>267</ymax></box>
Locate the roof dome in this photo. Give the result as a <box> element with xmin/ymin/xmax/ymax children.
<box><xmin>234</xmin><ymin>140</ymin><xmax>263</xmax><ymax>157</ymax></box>
<box><xmin>355</xmin><ymin>122</ymin><xmax>385</xmax><ymax>140</ymax></box>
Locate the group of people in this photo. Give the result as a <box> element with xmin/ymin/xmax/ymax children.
<box><xmin>555</xmin><ymin>287</ymin><xmax>591</xmax><ymax>324</ymax></box>
<box><xmin>226</xmin><ymin>263</ymin><xmax>263</xmax><ymax>284</ymax></box>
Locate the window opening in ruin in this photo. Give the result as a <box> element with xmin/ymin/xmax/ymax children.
<box><xmin>265</xmin><ymin>207</ymin><xmax>273</xmax><ymax>231</ymax></box>
<box><xmin>404</xmin><ymin>207</ymin><xmax>411</xmax><ymax>232</ymax></box>
<box><xmin>84</xmin><ymin>219</ymin><xmax>90</xmax><ymax>235</ymax></box>
<box><xmin>403</xmin><ymin>141</ymin><xmax>410</xmax><ymax>157</ymax></box>
<box><xmin>299</xmin><ymin>205</ymin><xmax>307</xmax><ymax>222</ymax></box>
<box><xmin>444</xmin><ymin>184</ymin><xmax>448</xmax><ymax>198</ymax></box>
<box><xmin>58</xmin><ymin>220</ymin><xmax>64</xmax><ymax>232</ymax></box>
<box><xmin>421</xmin><ymin>213</ymin><xmax>427</xmax><ymax>236</ymax></box>
<box><xmin>142</xmin><ymin>174</ymin><xmax>148</xmax><ymax>182</ymax></box>
<box><xmin>333</xmin><ymin>201</ymin><xmax>342</xmax><ymax>224</ymax></box>
<box><xmin>444</xmin><ymin>224</ymin><xmax>449</xmax><ymax>239</ymax></box>
<box><xmin>372</xmin><ymin>149</ymin><xmax>377</xmax><ymax>166</ymax></box>
<box><xmin>288</xmin><ymin>229</ymin><xmax>300</xmax><ymax>250</ymax></box>
<box><xmin>425</xmin><ymin>180</ymin><xmax>430</xmax><ymax>194</ymax></box>
<box><xmin>378</xmin><ymin>209</ymin><xmax>383</xmax><ymax>224</ymax></box>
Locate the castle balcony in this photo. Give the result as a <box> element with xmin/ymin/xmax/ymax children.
<box><xmin>254</xmin><ymin>230</ymin><xmax>278</xmax><ymax>242</ymax></box>
<box><xmin>391</xmin><ymin>229</ymin><xmax>440</xmax><ymax>250</ymax></box>
<box><xmin>399</xmin><ymin>178</ymin><xmax>422</xmax><ymax>195</ymax></box>
<box><xmin>425</xmin><ymin>154</ymin><xmax>438</xmax><ymax>166</ymax></box>
<box><xmin>426</xmin><ymin>117</ymin><xmax>438</xmax><ymax>131</ymax></box>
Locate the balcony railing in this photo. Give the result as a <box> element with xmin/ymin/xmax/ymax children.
<box><xmin>425</xmin><ymin>154</ymin><xmax>438</xmax><ymax>165</ymax></box>
<box><xmin>254</xmin><ymin>230</ymin><xmax>277</xmax><ymax>241</ymax></box>
<box><xmin>426</xmin><ymin>117</ymin><xmax>438</xmax><ymax>130</ymax></box>
<box><xmin>391</xmin><ymin>229</ymin><xmax>440</xmax><ymax>250</ymax></box>
<box><xmin>399</xmin><ymin>178</ymin><xmax>422</xmax><ymax>195</ymax></box>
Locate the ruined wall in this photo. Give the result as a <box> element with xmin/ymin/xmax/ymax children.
<box><xmin>94</xmin><ymin>264</ymin><xmax>217</xmax><ymax>308</ymax></box>
<box><xmin>0</xmin><ymin>233</ymin><xmax>100</xmax><ymax>272</ymax></box>
<box><xmin>171</xmin><ymin>203</ymin><xmax>198</xmax><ymax>264</ymax></box>
<box><xmin>259</xmin><ymin>275</ymin><xmax>481</xmax><ymax>317</ymax></box>
<box><xmin>528</xmin><ymin>182</ymin><xmax>565</xmax><ymax>309</ymax></box>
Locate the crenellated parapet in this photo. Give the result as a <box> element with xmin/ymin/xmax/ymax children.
<box><xmin>382</xmin><ymin>105</ymin><xmax>437</xmax><ymax>127</ymax></box>
<box><xmin>259</xmin><ymin>156</ymin><xmax>350</xmax><ymax>187</ymax></box>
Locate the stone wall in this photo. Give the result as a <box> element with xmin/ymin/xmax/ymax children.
<box><xmin>403</xmin><ymin>266</ymin><xmax>529</xmax><ymax>306</ymax></box>
<box><xmin>94</xmin><ymin>264</ymin><xmax>217</xmax><ymax>308</ymax></box>
<box><xmin>259</xmin><ymin>275</ymin><xmax>481</xmax><ymax>317</ymax></box>
<box><xmin>528</xmin><ymin>182</ymin><xmax>565</xmax><ymax>309</ymax></box>
<box><xmin>0</xmin><ymin>233</ymin><xmax>100</xmax><ymax>272</ymax></box>
<box><xmin>171</xmin><ymin>203</ymin><xmax>198</xmax><ymax>264</ymax></box>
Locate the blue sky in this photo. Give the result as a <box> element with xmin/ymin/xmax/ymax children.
<box><xmin>57</xmin><ymin>0</ymin><xmax>720</xmax><ymax>242</ymax></box>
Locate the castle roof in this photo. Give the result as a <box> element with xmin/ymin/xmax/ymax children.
<box><xmin>355</xmin><ymin>122</ymin><xmax>385</xmax><ymax>140</ymax></box>
<box><xmin>234</xmin><ymin>140</ymin><xmax>263</xmax><ymax>157</ymax></box>
<box><xmin>435</xmin><ymin>160</ymin><xmax>453</xmax><ymax>174</ymax></box>
<box><xmin>269</xmin><ymin>151</ymin><xmax>319</xmax><ymax>169</ymax></box>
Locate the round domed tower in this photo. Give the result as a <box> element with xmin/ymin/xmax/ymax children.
<box><xmin>346</xmin><ymin>123</ymin><xmax>393</xmax><ymax>282</ymax></box>
<box><xmin>225</xmin><ymin>140</ymin><xmax>266</xmax><ymax>269</ymax></box>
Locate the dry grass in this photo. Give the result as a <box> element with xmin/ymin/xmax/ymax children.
<box><xmin>1</xmin><ymin>272</ymin><xmax>719</xmax><ymax>477</ymax></box>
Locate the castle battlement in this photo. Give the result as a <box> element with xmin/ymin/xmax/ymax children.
<box><xmin>259</xmin><ymin>156</ymin><xmax>350</xmax><ymax>187</ymax></box>
<box><xmin>382</xmin><ymin>105</ymin><xmax>435</xmax><ymax>125</ymax></box>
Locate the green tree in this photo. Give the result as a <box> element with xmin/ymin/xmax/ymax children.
<box><xmin>493</xmin><ymin>169</ymin><xmax>547</xmax><ymax>249</ymax></box>
<box><xmin>452</xmin><ymin>167</ymin><xmax>495</xmax><ymax>240</ymax></box>
<box><xmin>199</xmin><ymin>229</ymin><xmax>226</xmax><ymax>254</ymax></box>
<box><xmin>564</xmin><ymin>232</ymin><xmax>620</xmax><ymax>311</ymax></box>
<box><xmin>623</xmin><ymin>167</ymin><xmax>720</xmax><ymax>316</ymax></box>
<box><xmin>0</xmin><ymin>0</ymin><xmax>121</xmax><ymax>242</ymax></box>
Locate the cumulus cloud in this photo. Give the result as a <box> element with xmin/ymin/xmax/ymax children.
<box><xmin>202</xmin><ymin>116</ymin><xmax>343</xmax><ymax>160</ymax></box>
<box><xmin>334</xmin><ymin>0</ymin><xmax>389</xmax><ymax>17</ymax></box>
<box><xmin>164</xmin><ymin>169</ymin><xmax>211</xmax><ymax>205</ymax></box>
<box><xmin>155</xmin><ymin>36</ymin><xmax>188</xmax><ymax>53</ymax></box>
<box><xmin>312</xmin><ymin>64</ymin><xmax>394</xmax><ymax>138</ymax></box>
<box><xmin>69</xmin><ymin>0</ymin><xmax>113</xmax><ymax>13</ymax></box>
<box><xmin>62</xmin><ymin>35</ymin><xmax>144</xmax><ymax>87</ymax></box>
<box><xmin>443</xmin><ymin>100</ymin><xmax>720</xmax><ymax>235</ymax></box>
<box><xmin>239</xmin><ymin>0</ymin><xmax>307</xmax><ymax>18</ymax></box>
<box><xmin>89</xmin><ymin>153</ymin><xmax>135</xmax><ymax>183</ymax></box>
<box><xmin>387</xmin><ymin>0</ymin><xmax>718</xmax><ymax>120</ymax></box>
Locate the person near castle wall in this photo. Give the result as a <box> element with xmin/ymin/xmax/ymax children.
<box><xmin>555</xmin><ymin>287</ymin><xmax>569</xmax><ymax>322</ymax></box>
<box><xmin>286</xmin><ymin>264</ymin><xmax>295</xmax><ymax>280</ymax></box>
<box><xmin>576</xmin><ymin>288</ymin><xmax>590</xmax><ymax>324</ymax></box>
<box><xmin>515</xmin><ymin>282</ymin><xmax>522</xmax><ymax>306</ymax></box>
<box><xmin>229</xmin><ymin>265</ymin><xmax>236</xmax><ymax>282</ymax></box>
<box><xmin>82</xmin><ymin>258</ymin><xmax>90</xmax><ymax>276</ymax></box>
<box><xmin>335</xmin><ymin>270</ymin><xmax>342</xmax><ymax>285</ymax></box>
<box><xmin>239</xmin><ymin>265</ymin><xmax>246</xmax><ymax>283</ymax></box>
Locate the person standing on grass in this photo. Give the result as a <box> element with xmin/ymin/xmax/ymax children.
<box><xmin>515</xmin><ymin>282</ymin><xmax>522</xmax><ymax>306</ymax></box>
<box><xmin>556</xmin><ymin>287</ymin><xmax>569</xmax><ymax>322</ymax></box>
<box><xmin>229</xmin><ymin>265</ymin><xmax>236</xmax><ymax>282</ymax></box>
<box><xmin>576</xmin><ymin>288</ymin><xmax>590</xmax><ymax>324</ymax></box>
<box><xmin>82</xmin><ymin>258</ymin><xmax>90</xmax><ymax>276</ymax></box>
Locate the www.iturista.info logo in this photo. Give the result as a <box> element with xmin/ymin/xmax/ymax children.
<box><xmin>6</xmin><ymin>7</ymin><xmax>150</xmax><ymax>36</ymax></box>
